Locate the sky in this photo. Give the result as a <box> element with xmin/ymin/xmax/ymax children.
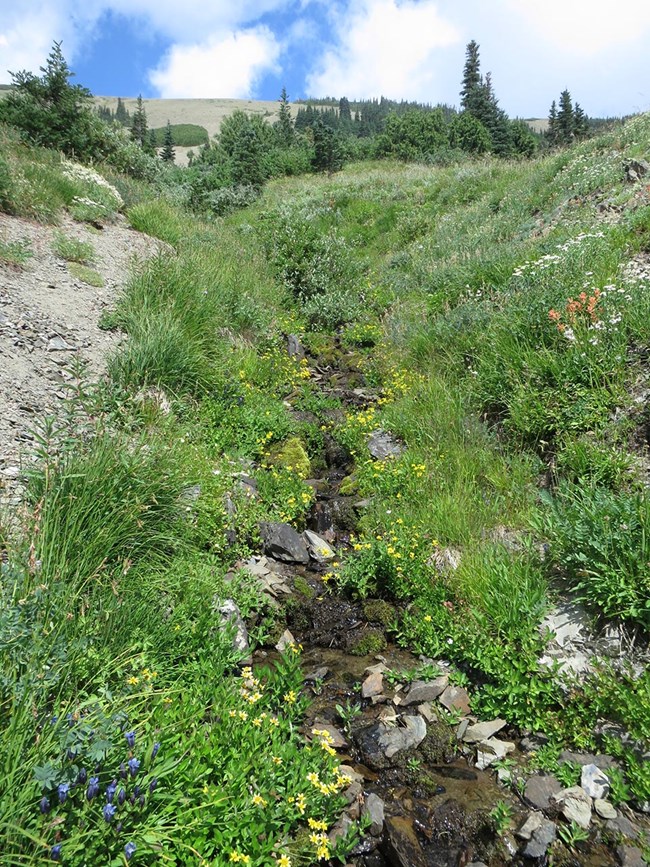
<box><xmin>1</xmin><ymin>0</ymin><xmax>649</xmax><ymax>118</ymax></box>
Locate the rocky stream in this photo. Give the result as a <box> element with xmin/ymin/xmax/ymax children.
<box><xmin>217</xmin><ymin>337</ymin><xmax>650</xmax><ymax>867</ymax></box>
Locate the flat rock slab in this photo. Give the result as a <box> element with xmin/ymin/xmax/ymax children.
<box><xmin>554</xmin><ymin>786</ymin><xmax>592</xmax><ymax>829</ymax></box>
<box><xmin>475</xmin><ymin>737</ymin><xmax>515</xmax><ymax>770</ymax></box>
<box><xmin>362</xmin><ymin>793</ymin><xmax>385</xmax><ymax>836</ymax></box>
<box><xmin>362</xmin><ymin>670</ymin><xmax>384</xmax><ymax>699</ymax></box>
<box><xmin>524</xmin><ymin>774</ymin><xmax>563</xmax><ymax>811</ymax></box>
<box><xmin>581</xmin><ymin>763</ymin><xmax>610</xmax><ymax>799</ymax></box>
<box><xmin>463</xmin><ymin>718</ymin><xmax>507</xmax><ymax>743</ymax></box>
<box><xmin>594</xmin><ymin>799</ymin><xmax>617</xmax><ymax>819</ymax></box>
<box><xmin>378</xmin><ymin>716</ymin><xmax>427</xmax><ymax>759</ymax></box>
<box><xmin>259</xmin><ymin>521</ymin><xmax>309</xmax><ymax>564</ymax></box>
<box><xmin>524</xmin><ymin>819</ymin><xmax>556</xmax><ymax>859</ymax></box>
<box><xmin>439</xmin><ymin>685</ymin><xmax>471</xmax><ymax>715</ymax></box>
<box><xmin>303</xmin><ymin>529</ymin><xmax>336</xmax><ymax>562</ymax></box>
<box><xmin>402</xmin><ymin>676</ymin><xmax>449</xmax><ymax>705</ymax></box>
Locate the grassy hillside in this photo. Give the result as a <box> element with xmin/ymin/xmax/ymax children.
<box><xmin>1</xmin><ymin>112</ymin><xmax>650</xmax><ymax>863</ymax></box>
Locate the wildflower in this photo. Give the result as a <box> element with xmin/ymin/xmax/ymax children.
<box><xmin>127</xmin><ymin>676</ymin><xmax>139</xmax><ymax>685</ymax></box>
<box><xmin>103</xmin><ymin>803</ymin><xmax>117</xmax><ymax>823</ymax></box>
<box><xmin>50</xmin><ymin>844</ymin><xmax>62</xmax><ymax>861</ymax></box>
<box><xmin>39</xmin><ymin>796</ymin><xmax>50</xmax><ymax>814</ymax></box>
<box><xmin>125</xmin><ymin>731</ymin><xmax>136</xmax><ymax>749</ymax></box>
<box><xmin>277</xmin><ymin>856</ymin><xmax>291</xmax><ymax>867</ymax></box>
<box><xmin>119</xmin><ymin>762</ymin><xmax>128</xmax><ymax>779</ymax></box>
<box><xmin>106</xmin><ymin>780</ymin><xmax>117</xmax><ymax>803</ymax></box>
<box><xmin>308</xmin><ymin>818</ymin><xmax>328</xmax><ymax>831</ymax></box>
<box><xmin>128</xmin><ymin>757</ymin><xmax>140</xmax><ymax>778</ymax></box>
<box><xmin>149</xmin><ymin>778</ymin><xmax>158</xmax><ymax>794</ymax></box>
<box><xmin>77</xmin><ymin>767</ymin><xmax>87</xmax><ymax>785</ymax></box>
<box><xmin>283</xmin><ymin>690</ymin><xmax>297</xmax><ymax>704</ymax></box>
<box><xmin>151</xmin><ymin>742</ymin><xmax>161</xmax><ymax>759</ymax></box>
<box><xmin>86</xmin><ymin>776</ymin><xmax>100</xmax><ymax>801</ymax></box>
<box><xmin>252</xmin><ymin>793</ymin><xmax>267</xmax><ymax>807</ymax></box>
<box><xmin>118</xmin><ymin>788</ymin><xmax>126</xmax><ymax>806</ymax></box>
<box><xmin>124</xmin><ymin>842</ymin><xmax>137</xmax><ymax>861</ymax></box>
<box><xmin>424</xmin><ymin>614</ymin><xmax>432</xmax><ymax>623</ymax></box>
<box><xmin>295</xmin><ymin>792</ymin><xmax>307</xmax><ymax>814</ymax></box>
<box><xmin>272</xmin><ymin>756</ymin><xmax>282</xmax><ymax>765</ymax></box>
<box><xmin>57</xmin><ymin>782</ymin><xmax>69</xmax><ymax>804</ymax></box>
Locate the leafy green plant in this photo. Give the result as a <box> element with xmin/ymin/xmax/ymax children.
<box><xmin>558</xmin><ymin>820</ymin><xmax>590</xmax><ymax>850</ymax></box>
<box><xmin>0</xmin><ymin>235</ymin><xmax>33</xmax><ymax>266</ymax></box>
<box><xmin>489</xmin><ymin>800</ymin><xmax>513</xmax><ymax>836</ymax></box>
<box><xmin>68</xmin><ymin>262</ymin><xmax>104</xmax><ymax>286</ymax></box>
<box><xmin>52</xmin><ymin>232</ymin><xmax>95</xmax><ymax>263</ymax></box>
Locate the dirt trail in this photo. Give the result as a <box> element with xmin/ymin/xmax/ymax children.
<box><xmin>0</xmin><ymin>212</ymin><xmax>162</xmax><ymax>505</ymax></box>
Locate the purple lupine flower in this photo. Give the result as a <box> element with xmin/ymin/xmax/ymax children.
<box><xmin>50</xmin><ymin>844</ymin><xmax>62</xmax><ymax>861</ymax></box>
<box><xmin>124</xmin><ymin>731</ymin><xmax>135</xmax><ymax>749</ymax></box>
<box><xmin>117</xmin><ymin>787</ymin><xmax>126</xmax><ymax>806</ymax></box>
<box><xmin>124</xmin><ymin>842</ymin><xmax>136</xmax><ymax>861</ymax></box>
<box><xmin>103</xmin><ymin>803</ymin><xmax>116</xmax><ymax>823</ymax></box>
<box><xmin>127</xmin><ymin>757</ymin><xmax>140</xmax><ymax>778</ymax></box>
<box><xmin>151</xmin><ymin>742</ymin><xmax>161</xmax><ymax>760</ymax></box>
<box><xmin>57</xmin><ymin>783</ymin><xmax>70</xmax><ymax>804</ymax></box>
<box><xmin>77</xmin><ymin>767</ymin><xmax>87</xmax><ymax>785</ymax></box>
<box><xmin>149</xmin><ymin>778</ymin><xmax>158</xmax><ymax>794</ymax></box>
<box><xmin>39</xmin><ymin>796</ymin><xmax>50</xmax><ymax>814</ymax></box>
<box><xmin>106</xmin><ymin>780</ymin><xmax>117</xmax><ymax>803</ymax></box>
<box><xmin>86</xmin><ymin>776</ymin><xmax>100</xmax><ymax>801</ymax></box>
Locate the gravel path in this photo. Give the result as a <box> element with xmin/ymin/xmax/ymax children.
<box><xmin>0</xmin><ymin>212</ymin><xmax>162</xmax><ymax>505</ymax></box>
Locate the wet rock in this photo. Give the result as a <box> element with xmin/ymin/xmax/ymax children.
<box><xmin>368</xmin><ymin>429</ymin><xmax>404</xmax><ymax>460</ymax></box>
<box><xmin>384</xmin><ymin>814</ymin><xmax>426</xmax><ymax>867</ymax></box>
<box><xmin>524</xmin><ymin>774</ymin><xmax>563</xmax><ymax>811</ymax></box>
<box><xmin>475</xmin><ymin>738</ymin><xmax>515</xmax><ymax>770</ymax></box>
<box><xmin>217</xmin><ymin>599</ymin><xmax>251</xmax><ymax>663</ymax></box>
<box><xmin>344</xmin><ymin>780</ymin><xmax>363</xmax><ymax>804</ymax></box>
<box><xmin>616</xmin><ymin>845</ymin><xmax>646</xmax><ymax>867</ymax></box>
<box><xmin>516</xmin><ymin>811</ymin><xmax>543</xmax><ymax>840</ymax></box>
<box><xmin>304</xmin><ymin>666</ymin><xmax>329</xmax><ymax>684</ymax></box>
<box><xmin>463</xmin><ymin>718</ymin><xmax>507</xmax><ymax>744</ymax></box>
<box><xmin>362</xmin><ymin>793</ymin><xmax>385</xmax><ymax>836</ymax></box>
<box><xmin>439</xmin><ymin>685</ymin><xmax>471</xmax><ymax>715</ymax></box>
<box><xmin>329</xmin><ymin>812</ymin><xmax>354</xmax><ymax>847</ymax></box>
<box><xmin>401</xmin><ymin>677</ymin><xmax>449</xmax><ymax>706</ymax></box>
<box><xmin>581</xmin><ymin>763</ymin><xmax>610</xmax><ymax>799</ymax></box>
<box><xmin>606</xmin><ymin>815</ymin><xmax>640</xmax><ymax>840</ymax></box>
<box><xmin>554</xmin><ymin>786</ymin><xmax>592</xmax><ymax>828</ymax></box>
<box><xmin>259</xmin><ymin>522</ymin><xmax>309</xmax><ymax>564</ymax></box>
<box><xmin>594</xmin><ymin>799</ymin><xmax>617</xmax><ymax>819</ymax></box>
<box><xmin>362</xmin><ymin>671</ymin><xmax>384</xmax><ymax>699</ymax></box>
<box><xmin>523</xmin><ymin>818</ymin><xmax>556</xmax><ymax>859</ymax></box>
<box><xmin>379</xmin><ymin>715</ymin><xmax>427</xmax><ymax>759</ymax></box>
<box><xmin>304</xmin><ymin>529</ymin><xmax>336</xmax><ymax>562</ymax></box>
<box><xmin>559</xmin><ymin>750</ymin><xmax>618</xmax><ymax>770</ymax></box>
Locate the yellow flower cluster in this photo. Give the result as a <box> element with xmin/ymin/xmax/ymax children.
<box><xmin>229</xmin><ymin>852</ymin><xmax>251</xmax><ymax>864</ymax></box>
<box><xmin>239</xmin><ymin>668</ymin><xmax>264</xmax><ymax>705</ymax></box>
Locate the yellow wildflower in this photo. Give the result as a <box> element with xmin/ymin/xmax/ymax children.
<box><xmin>252</xmin><ymin>794</ymin><xmax>267</xmax><ymax>807</ymax></box>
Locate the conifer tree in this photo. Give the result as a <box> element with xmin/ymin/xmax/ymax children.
<box><xmin>115</xmin><ymin>97</ymin><xmax>128</xmax><ymax>126</ymax></box>
<box><xmin>311</xmin><ymin>119</ymin><xmax>343</xmax><ymax>175</ymax></box>
<box><xmin>161</xmin><ymin>120</ymin><xmax>175</xmax><ymax>162</ymax></box>
<box><xmin>460</xmin><ymin>40</ymin><xmax>481</xmax><ymax>110</ymax></box>
<box><xmin>131</xmin><ymin>95</ymin><xmax>149</xmax><ymax>148</ymax></box>
<box><xmin>339</xmin><ymin>97</ymin><xmax>352</xmax><ymax>127</ymax></box>
<box><xmin>275</xmin><ymin>87</ymin><xmax>294</xmax><ymax>146</ymax></box>
<box><xmin>547</xmin><ymin>100</ymin><xmax>558</xmax><ymax>146</ymax></box>
<box><xmin>557</xmin><ymin>89</ymin><xmax>574</xmax><ymax>145</ymax></box>
<box><xmin>573</xmin><ymin>102</ymin><xmax>589</xmax><ymax>139</ymax></box>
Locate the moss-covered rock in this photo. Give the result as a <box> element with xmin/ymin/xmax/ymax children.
<box><xmin>267</xmin><ymin>436</ymin><xmax>311</xmax><ymax>479</ymax></box>
<box><xmin>339</xmin><ymin>474</ymin><xmax>359</xmax><ymax>495</ymax></box>
<box><xmin>348</xmin><ymin>627</ymin><xmax>387</xmax><ymax>656</ymax></box>
<box><xmin>362</xmin><ymin>598</ymin><xmax>397</xmax><ymax>628</ymax></box>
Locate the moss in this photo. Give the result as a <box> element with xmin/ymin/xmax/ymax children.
<box><xmin>362</xmin><ymin>598</ymin><xmax>396</xmax><ymax>628</ymax></box>
<box><xmin>348</xmin><ymin>627</ymin><xmax>387</xmax><ymax>656</ymax></box>
<box><xmin>292</xmin><ymin>575</ymin><xmax>316</xmax><ymax>599</ymax></box>
<box><xmin>339</xmin><ymin>475</ymin><xmax>359</xmax><ymax>495</ymax></box>
<box><xmin>267</xmin><ymin>436</ymin><xmax>311</xmax><ymax>479</ymax></box>
<box><xmin>418</xmin><ymin>722</ymin><xmax>458</xmax><ymax>764</ymax></box>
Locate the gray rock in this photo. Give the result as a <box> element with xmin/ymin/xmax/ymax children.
<box><xmin>304</xmin><ymin>666</ymin><xmax>329</xmax><ymax>683</ymax></box>
<box><xmin>463</xmin><ymin>718</ymin><xmax>507</xmax><ymax>743</ymax></box>
<box><xmin>259</xmin><ymin>521</ymin><xmax>309</xmax><ymax>563</ymax></box>
<box><xmin>581</xmin><ymin>763</ymin><xmax>610</xmax><ymax>799</ymax></box>
<box><xmin>475</xmin><ymin>738</ymin><xmax>515</xmax><ymax>770</ymax></box>
<box><xmin>559</xmin><ymin>750</ymin><xmax>618</xmax><ymax>770</ymax></box>
<box><xmin>344</xmin><ymin>780</ymin><xmax>363</xmax><ymax>804</ymax></box>
<box><xmin>428</xmin><ymin>546</ymin><xmax>462</xmax><ymax>575</ymax></box>
<box><xmin>439</xmin><ymin>685</ymin><xmax>471</xmax><ymax>715</ymax></box>
<box><xmin>362</xmin><ymin>793</ymin><xmax>385</xmax><ymax>836</ymax></box>
<box><xmin>555</xmin><ymin>786</ymin><xmax>592</xmax><ymax>829</ymax></box>
<box><xmin>303</xmin><ymin>529</ymin><xmax>336</xmax><ymax>562</ymax></box>
<box><xmin>287</xmin><ymin>334</ymin><xmax>305</xmax><ymax>359</ymax></box>
<box><xmin>594</xmin><ymin>798</ymin><xmax>617</xmax><ymax>819</ymax></box>
<box><xmin>516</xmin><ymin>811</ymin><xmax>543</xmax><ymax>840</ymax></box>
<box><xmin>379</xmin><ymin>715</ymin><xmax>427</xmax><ymax>759</ymax></box>
<box><xmin>275</xmin><ymin>629</ymin><xmax>296</xmax><ymax>652</ymax></box>
<box><xmin>401</xmin><ymin>676</ymin><xmax>449</xmax><ymax>705</ymax></box>
<box><xmin>606</xmin><ymin>815</ymin><xmax>640</xmax><ymax>840</ymax></box>
<box><xmin>217</xmin><ymin>599</ymin><xmax>250</xmax><ymax>662</ymax></box>
<box><xmin>616</xmin><ymin>845</ymin><xmax>646</xmax><ymax>867</ymax></box>
<box><xmin>524</xmin><ymin>774</ymin><xmax>563</xmax><ymax>811</ymax></box>
<box><xmin>362</xmin><ymin>671</ymin><xmax>384</xmax><ymax>699</ymax></box>
<box><xmin>328</xmin><ymin>812</ymin><xmax>354</xmax><ymax>846</ymax></box>
<box><xmin>524</xmin><ymin>819</ymin><xmax>557</xmax><ymax>859</ymax></box>
<box><xmin>540</xmin><ymin>601</ymin><xmax>591</xmax><ymax>647</ymax></box>
<box><xmin>47</xmin><ymin>335</ymin><xmax>74</xmax><ymax>351</ymax></box>
<box><xmin>367</xmin><ymin>430</ymin><xmax>404</xmax><ymax>460</ymax></box>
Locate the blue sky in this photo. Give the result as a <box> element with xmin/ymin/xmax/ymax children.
<box><xmin>1</xmin><ymin>1</ymin><xmax>649</xmax><ymax>118</ymax></box>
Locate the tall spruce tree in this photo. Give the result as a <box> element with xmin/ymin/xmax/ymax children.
<box><xmin>460</xmin><ymin>40</ymin><xmax>481</xmax><ymax>110</ymax></box>
<box><xmin>131</xmin><ymin>95</ymin><xmax>149</xmax><ymax>148</ymax></box>
<box><xmin>547</xmin><ymin>100</ymin><xmax>559</xmax><ymax>146</ymax></box>
<box><xmin>115</xmin><ymin>97</ymin><xmax>128</xmax><ymax>126</ymax></box>
<box><xmin>573</xmin><ymin>102</ymin><xmax>589</xmax><ymax>139</ymax></box>
<box><xmin>275</xmin><ymin>87</ymin><xmax>294</xmax><ymax>146</ymax></box>
<box><xmin>557</xmin><ymin>89</ymin><xmax>574</xmax><ymax>145</ymax></box>
<box><xmin>161</xmin><ymin>120</ymin><xmax>175</xmax><ymax>162</ymax></box>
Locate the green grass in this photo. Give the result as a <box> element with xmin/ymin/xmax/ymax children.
<box><xmin>68</xmin><ymin>262</ymin><xmax>104</xmax><ymax>286</ymax></box>
<box><xmin>0</xmin><ymin>235</ymin><xmax>32</xmax><ymax>266</ymax></box>
<box><xmin>52</xmin><ymin>232</ymin><xmax>95</xmax><ymax>263</ymax></box>
<box><xmin>150</xmin><ymin>123</ymin><xmax>209</xmax><ymax>147</ymax></box>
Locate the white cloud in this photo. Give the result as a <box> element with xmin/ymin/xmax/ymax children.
<box><xmin>503</xmin><ymin>0</ymin><xmax>650</xmax><ymax>56</ymax></box>
<box><xmin>305</xmin><ymin>0</ymin><xmax>460</xmax><ymax>101</ymax></box>
<box><xmin>148</xmin><ymin>27</ymin><xmax>281</xmax><ymax>98</ymax></box>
